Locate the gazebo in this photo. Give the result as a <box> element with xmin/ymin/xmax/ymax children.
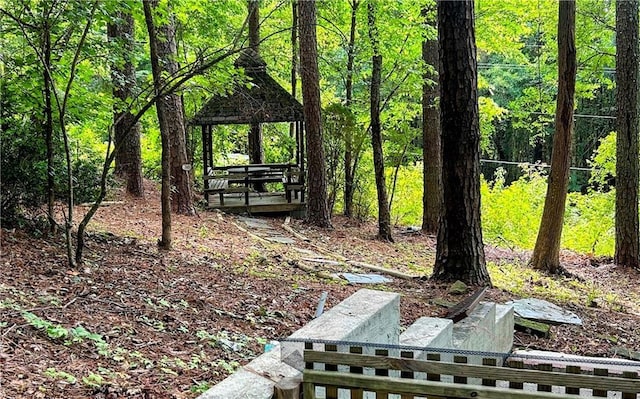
<box><xmin>191</xmin><ymin>49</ymin><xmax>306</xmax><ymax>214</ymax></box>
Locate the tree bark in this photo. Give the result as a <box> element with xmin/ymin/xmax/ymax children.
<box><xmin>367</xmin><ymin>1</ymin><xmax>393</xmax><ymax>241</ymax></box>
<box><xmin>614</xmin><ymin>0</ymin><xmax>639</xmax><ymax>268</ymax></box>
<box><xmin>144</xmin><ymin>0</ymin><xmax>171</xmax><ymax>249</ymax></box>
<box><xmin>431</xmin><ymin>0</ymin><xmax>490</xmax><ymax>286</ymax></box>
<box><xmin>143</xmin><ymin>0</ymin><xmax>194</xmax><ymax>216</ymax></box>
<box><xmin>42</xmin><ymin>18</ymin><xmax>56</xmax><ymax>234</ymax></box>
<box><xmin>421</xmin><ymin>4</ymin><xmax>442</xmax><ymax>234</ymax></box>
<box><xmin>344</xmin><ymin>0</ymin><xmax>359</xmax><ymax>217</ymax></box>
<box><xmin>529</xmin><ymin>0</ymin><xmax>576</xmax><ymax>274</ymax></box>
<box><xmin>299</xmin><ymin>0</ymin><xmax>331</xmax><ymax>227</ymax></box>
<box><xmin>108</xmin><ymin>10</ymin><xmax>144</xmax><ymax>197</ymax></box>
<box><xmin>247</xmin><ymin>0</ymin><xmax>266</xmax><ymax>191</ymax></box>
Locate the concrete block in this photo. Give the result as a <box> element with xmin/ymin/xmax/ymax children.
<box><xmin>452</xmin><ymin>302</ymin><xmax>496</xmax><ymax>352</ymax></box>
<box><xmin>400</xmin><ymin>317</ymin><xmax>453</xmax><ymax>350</ymax></box>
<box><xmin>494</xmin><ymin>303</ymin><xmax>514</xmax><ymax>354</ymax></box>
<box><xmin>198</xmin><ymin>342</ymin><xmax>300</xmax><ymax>399</ymax></box>
<box><xmin>282</xmin><ymin>288</ymin><xmax>401</xmax><ymax>370</ymax></box>
<box><xmin>199</xmin><ymin>289</ymin><xmax>400</xmax><ymax>399</ymax></box>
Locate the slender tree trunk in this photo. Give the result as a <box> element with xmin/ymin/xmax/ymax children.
<box><xmin>143</xmin><ymin>0</ymin><xmax>172</xmax><ymax>249</ymax></box>
<box><xmin>614</xmin><ymin>0</ymin><xmax>639</xmax><ymax>268</ymax></box>
<box><xmin>143</xmin><ymin>0</ymin><xmax>194</xmax><ymax>216</ymax></box>
<box><xmin>42</xmin><ymin>20</ymin><xmax>56</xmax><ymax>234</ymax></box>
<box><xmin>421</xmin><ymin>4</ymin><xmax>442</xmax><ymax>235</ymax></box>
<box><xmin>344</xmin><ymin>0</ymin><xmax>359</xmax><ymax>217</ymax></box>
<box><xmin>367</xmin><ymin>0</ymin><xmax>393</xmax><ymax>241</ymax></box>
<box><xmin>432</xmin><ymin>0</ymin><xmax>490</xmax><ymax>286</ymax></box>
<box><xmin>529</xmin><ymin>0</ymin><xmax>576</xmax><ymax>274</ymax></box>
<box><xmin>108</xmin><ymin>10</ymin><xmax>144</xmax><ymax>197</ymax></box>
<box><xmin>299</xmin><ymin>0</ymin><xmax>331</xmax><ymax>228</ymax></box>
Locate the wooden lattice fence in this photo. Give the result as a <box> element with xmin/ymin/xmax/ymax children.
<box><xmin>301</xmin><ymin>342</ymin><xmax>640</xmax><ymax>399</ymax></box>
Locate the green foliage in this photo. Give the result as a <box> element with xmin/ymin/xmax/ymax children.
<box><xmin>564</xmin><ymin>190</ymin><xmax>615</xmax><ymax>256</ymax></box>
<box><xmin>44</xmin><ymin>368</ymin><xmax>78</xmax><ymax>384</ymax></box>
<box><xmin>589</xmin><ymin>131</ymin><xmax>616</xmax><ymax>187</ymax></box>
<box><xmin>481</xmin><ymin>166</ymin><xmax>547</xmax><ymax>249</ymax></box>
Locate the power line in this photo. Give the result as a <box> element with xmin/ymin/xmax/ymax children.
<box><xmin>529</xmin><ymin>111</ymin><xmax>615</xmax><ymax>120</ymax></box>
<box><xmin>480</xmin><ymin>158</ymin><xmax>593</xmax><ymax>172</ymax></box>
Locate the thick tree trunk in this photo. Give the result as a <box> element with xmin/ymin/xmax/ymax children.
<box><xmin>614</xmin><ymin>0</ymin><xmax>639</xmax><ymax>268</ymax></box>
<box><xmin>529</xmin><ymin>0</ymin><xmax>576</xmax><ymax>274</ymax></box>
<box><xmin>432</xmin><ymin>0</ymin><xmax>490</xmax><ymax>286</ymax></box>
<box><xmin>144</xmin><ymin>0</ymin><xmax>194</xmax><ymax>216</ymax></box>
<box><xmin>247</xmin><ymin>0</ymin><xmax>265</xmax><ymax>191</ymax></box>
<box><xmin>344</xmin><ymin>0</ymin><xmax>359</xmax><ymax>217</ymax></box>
<box><xmin>421</xmin><ymin>4</ymin><xmax>442</xmax><ymax>234</ymax></box>
<box><xmin>299</xmin><ymin>0</ymin><xmax>331</xmax><ymax>228</ymax></box>
<box><xmin>108</xmin><ymin>10</ymin><xmax>144</xmax><ymax>197</ymax></box>
<box><xmin>367</xmin><ymin>1</ymin><xmax>393</xmax><ymax>241</ymax></box>
<box><xmin>290</xmin><ymin>0</ymin><xmax>298</xmax><ymax>151</ymax></box>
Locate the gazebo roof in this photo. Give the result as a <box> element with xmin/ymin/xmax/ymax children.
<box><xmin>191</xmin><ymin>50</ymin><xmax>304</xmax><ymax>126</ymax></box>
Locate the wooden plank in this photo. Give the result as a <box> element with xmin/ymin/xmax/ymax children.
<box><xmin>350</xmin><ymin>346</ymin><xmax>364</xmax><ymax>399</ymax></box>
<box><xmin>303</xmin><ymin>370</ymin><xmax>583</xmax><ymax>399</ymax></box>
<box><xmin>325</xmin><ymin>344</ymin><xmax>338</xmax><ymax>399</ymax></box>
<box><xmin>446</xmin><ymin>286</ymin><xmax>488</xmax><ymax>322</ymax></box>
<box><xmin>346</xmin><ymin>260</ymin><xmax>418</xmax><ymax>280</ymax></box>
<box><xmin>400</xmin><ymin>351</ymin><xmax>414</xmax><ymax>399</ymax></box>
<box><xmin>592</xmin><ymin>368</ymin><xmax>608</xmax><ymax>397</ymax></box>
<box><xmin>453</xmin><ymin>355</ymin><xmax>468</xmax><ymax>385</ymax></box>
<box><xmin>374</xmin><ymin>349</ymin><xmax>389</xmax><ymax>399</ymax></box>
<box><xmin>536</xmin><ymin>363</ymin><xmax>553</xmax><ymax>392</ymax></box>
<box><xmin>507</xmin><ymin>360</ymin><xmax>524</xmax><ymax>390</ymax></box>
<box><xmin>427</xmin><ymin>353</ymin><xmax>441</xmax><ymax>382</ymax></box>
<box><xmin>565</xmin><ymin>365</ymin><xmax>581</xmax><ymax>395</ymax></box>
<box><xmin>621</xmin><ymin>371</ymin><xmax>639</xmax><ymax>399</ymax></box>
<box><xmin>482</xmin><ymin>358</ymin><xmax>497</xmax><ymax>387</ymax></box>
<box><xmin>302</xmin><ymin>351</ymin><xmax>640</xmax><ymax>392</ymax></box>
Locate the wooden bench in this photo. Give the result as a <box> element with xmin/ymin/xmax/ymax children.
<box><xmin>283</xmin><ymin>168</ymin><xmax>305</xmax><ymax>203</ymax></box>
<box><xmin>302</xmin><ymin>342</ymin><xmax>640</xmax><ymax>399</ymax></box>
<box><xmin>204</xmin><ymin>175</ymin><xmax>250</xmax><ymax>206</ymax></box>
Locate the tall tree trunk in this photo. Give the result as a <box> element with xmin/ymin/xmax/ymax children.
<box><xmin>421</xmin><ymin>3</ymin><xmax>442</xmax><ymax>234</ymax></box>
<box><xmin>247</xmin><ymin>0</ymin><xmax>265</xmax><ymax>191</ymax></box>
<box><xmin>367</xmin><ymin>0</ymin><xmax>393</xmax><ymax>241</ymax></box>
<box><xmin>43</xmin><ymin>19</ymin><xmax>56</xmax><ymax>234</ymax></box>
<box><xmin>344</xmin><ymin>0</ymin><xmax>359</xmax><ymax>217</ymax></box>
<box><xmin>299</xmin><ymin>0</ymin><xmax>331</xmax><ymax>228</ymax></box>
<box><xmin>144</xmin><ymin>0</ymin><xmax>171</xmax><ymax>249</ymax></box>
<box><xmin>614</xmin><ymin>0</ymin><xmax>639</xmax><ymax>268</ymax></box>
<box><xmin>108</xmin><ymin>10</ymin><xmax>144</xmax><ymax>197</ymax></box>
<box><xmin>290</xmin><ymin>0</ymin><xmax>298</xmax><ymax>151</ymax></box>
<box><xmin>529</xmin><ymin>0</ymin><xmax>576</xmax><ymax>274</ymax></box>
<box><xmin>432</xmin><ymin>0</ymin><xmax>490</xmax><ymax>286</ymax></box>
<box><xmin>143</xmin><ymin>0</ymin><xmax>194</xmax><ymax>216</ymax></box>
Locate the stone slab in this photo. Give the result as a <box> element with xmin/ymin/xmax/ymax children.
<box><xmin>507</xmin><ymin>298</ymin><xmax>582</xmax><ymax>325</ymax></box>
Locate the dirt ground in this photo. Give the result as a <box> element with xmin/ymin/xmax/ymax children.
<box><xmin>1</xmin><ymin>181</ymin><xmax>639</xmax><ymax>398</ymax></box>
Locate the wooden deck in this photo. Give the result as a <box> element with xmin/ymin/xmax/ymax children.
<box><xmin>207</xmin><ymin>191</ymin><xmax>306</xmax><ymax>214</ymax></box>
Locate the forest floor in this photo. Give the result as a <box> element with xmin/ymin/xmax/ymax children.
<box><xmin>1</xmin><ymin>180</ymin><xmax>640</xmax><ymax>398</ymax></box>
